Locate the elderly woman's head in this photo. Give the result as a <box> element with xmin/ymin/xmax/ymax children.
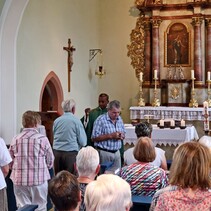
<box><xmin>76</xmin><ymin>146</ymin><xmax>100</xmax><ymax>178</ymax></box>
<box><xmin>135</xmin><ymin>121</ymin><xmax>152</xmax><ymax>138</ymax></box>
<box><xmin>85</xmin><ymin>174</ymin><xmax>132</xmax><ymax>211</ymax></box>
<box><xmin>133</xmin><ymin>137</ymin><xmax>156</xmax><ymax>162</ymax></box>
<box><xmin>22</xmin><ymin>110</ymin><xmax>37</xmax><ymax>128</ymax></box>
<box><xmin>169</xmin><ymin>142</ymin><xmax>211</xmax><ymax>190</ymax></box>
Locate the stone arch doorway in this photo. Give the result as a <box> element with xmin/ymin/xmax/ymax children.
<box><xmin>39</xmin><ymin>71</ymin><xmax>64</xmax><ymax>145</ymax></box>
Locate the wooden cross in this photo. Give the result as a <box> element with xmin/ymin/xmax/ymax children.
<box><xmin>63</xmin><ymin>38</ymin><xmax>76</xmax><ymax>92</ymax></box>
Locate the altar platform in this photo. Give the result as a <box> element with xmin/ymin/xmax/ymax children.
<box><xmin>130</xmin><ymin>106</ymin><xmax>211</xmax><ymax>121</ymax></box>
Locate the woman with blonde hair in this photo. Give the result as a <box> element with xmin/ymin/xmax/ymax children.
<box><xmin>154</xmin><ymin>142</ymin><xmax>211</xmax><ymax>210</ymax></box>
<box><xmin>84</xmin><ymin>174</ymin><xmax>132</xmax><ymax>211</ymax></box>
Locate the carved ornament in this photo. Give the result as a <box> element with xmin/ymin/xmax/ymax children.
<box><xmin>191</xmin><ymin>17</ymin><xmax>203</xmax><ymax>26</ymax></box>
<box><xmin>170</xmin><ymin>86</ymin><xmax>180</xmax><ymax>100</ymax></box>
<box><xmin>135</xmin><ymin>0</ymin><xmax>163</xmax><ymax>7</ymax></box>
<box><xmin>205</xmin><ymin>18</ymin><xmax>211</xmax><ymax>27</ymax></box>
<box><xmin>151</xmin><ymin>18</ymin><xmax>162</xmax><ymax>27</ymax></box>
<box><xmin>127</xmin><ymin>13</ymin><xmax>145</xmax><ymax>80</ymax></box>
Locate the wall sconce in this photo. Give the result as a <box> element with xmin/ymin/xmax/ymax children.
<box><xmin>89</xmin><ymin>49</ymin><xmax>106</xmax><ymax>78</ymax></box>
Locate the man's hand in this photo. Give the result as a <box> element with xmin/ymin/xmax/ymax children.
<box><xmin>110</xmin><ymin>132</ymin><xmax>125</xmax><ymax>140</ymax></box>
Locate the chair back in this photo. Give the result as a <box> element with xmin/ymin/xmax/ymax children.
<box><xmin>17</xmin><ymin>204</ymin><xmax>38</xmax><ymax>211</ymax></box>
<box><xmin>130</xmin><ymin>195</ymin><xmax>152</xmax><ymax>211</ymax></box>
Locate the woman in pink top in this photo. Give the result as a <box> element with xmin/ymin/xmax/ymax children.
<box><xmin>154</xmin><ymin>142</ymin><xmax>211</xmax><ymax>211</ymax></box>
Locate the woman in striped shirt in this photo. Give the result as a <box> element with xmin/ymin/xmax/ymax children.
<box><xmin>119</xmin><ymin>137</ymin><xmax>168</xmax><ymax>197</ymax></box>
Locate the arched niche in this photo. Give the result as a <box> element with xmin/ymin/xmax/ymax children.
<box><xmin>39</xmin><ymin>71</ymin><xmax>63</xmax><ymax>115</ymax></box>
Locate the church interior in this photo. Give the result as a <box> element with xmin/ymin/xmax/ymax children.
<box><xmin>1</xmin><ymin>1</ymin><xmax>211</xmax><ymax>210</ymax></box>
<box><xmin>1</xmin><ymin>0</ymin><xmax>211</xmax><ymax>145</ymax></box>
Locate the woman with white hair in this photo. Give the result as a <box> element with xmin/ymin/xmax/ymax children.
<box><xmin>76</xmin><ymin>146</ymin><xmax>100</xmax><ymax>211</ymax></box>
<box><xmin>85</xmin><ymin>174</ymin><xmax>132</xmax><ymax>211</ymax></box>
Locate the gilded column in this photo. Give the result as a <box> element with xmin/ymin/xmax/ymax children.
<box><xmin>144</xmin><ymin>18</ymin><xmax>151</xmax><ymax>85</ymax></box>
<box><xmin>205</xmin><ymin>18</ymin><xmax>211</xmax><ymax>74</ymax></box>
<box><xmin>192</xmin><ymin>17</ymin><xmax>203</xmax><ymax>84</ymax></box>
<box><xmin>151</xmin><ymin>18</ymin><xmax>162</xmax><ymax>80</ymax></box>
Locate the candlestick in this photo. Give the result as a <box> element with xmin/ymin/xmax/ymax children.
<box><xmin>137</xmin><ymin>73</ymin><xmax>145</xmax><ymax>107</ymax></box>
<box><xmin>152</xmin><ymin>77</ymin><xmax>160</xmax><ymax>107</ymax></box>
<box><xmin>191</xmin><ymin>69</ymin><xmax>194</xmax><ymax>79</ymax></box>
<box><xmin>207</xmin><ymin>78</ymin><xmax>211</xmax><ymax>107</ymax></box>
<box><xmin>189</xmin><ymin>77</ymin><xmax>198</xmax><ymax>107</ymax></box>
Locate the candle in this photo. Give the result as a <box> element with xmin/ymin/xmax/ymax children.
<box><xmin>181</xmin><ymin>119</ymin><xmax>185</xmax><ymax>127</ymax></box>
<box><xmin>154</xmin><ymin>69</ymin><xmax>157</xmax><ymax>79</ymax></box>
<box><xmin>140</xmin><ymin>72</ymin><xmax>143</xmax><ymax>81</ymax></box>
<box><xmin>208</xmin><ymin>72</ymin><xmax>211</xmax><ymax>81</ymax></box>
<box><xmin>160</xmin><ymin>119</ymin><xmax>164</xmax><ymax>127</ymax></box>
<box><xmin>170</xmin><ymin>120</ymin><xmax>175</xmax><ymax>127</ymax></box>
<box><xmin>191</xmin><ymin>70</ymin><xmax>194</xmax><ymax>79</ymax></box>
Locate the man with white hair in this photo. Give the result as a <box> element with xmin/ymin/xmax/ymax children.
<box><xmin>76</xmin><ymin>146</ymin><xmax>100</xmax><ymax>211</ymax></box>
<box><xmin>53</xmin><ymin>99</ymin><xmax>87</xmax><ymax>175</ymax></box>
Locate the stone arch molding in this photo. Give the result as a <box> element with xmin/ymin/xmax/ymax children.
<box><xmin>0</xmin><ymin>0</ymin><xmax>29</xmax><ymax>143</ymax></box>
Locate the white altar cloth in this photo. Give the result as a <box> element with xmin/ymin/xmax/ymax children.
<box><xmin>124</xmin><ymin>124</ymin><xmax>199</xmax><ymax>146</ymax></box>
<box><xmin>130</xmin><ymin>106</ymin><xmax>211</xmax><ymax>121</ymax></box>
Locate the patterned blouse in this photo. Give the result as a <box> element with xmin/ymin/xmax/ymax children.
<box><xmin>155</xmin><ymin>188</ymin><xmax>211</xmax><ymax>211</ymax></box>
<box><xmin>119</xmin><ymin>162</ymin><xmax>168</xmax><ymax>197</ymax></box>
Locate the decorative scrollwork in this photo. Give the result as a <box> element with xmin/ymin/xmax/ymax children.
<box><xmin>127</xmin><ymin>13</ymin><xmax>145</xmax><ymax>80</ymax></box>
<box><xmin>135</xmin><ymin>0</ymin><xmax>163</xmax><ymax>7</ymax></box>
<box><xmin>135</xmin><ymin>0</ymin><xmax>145</xmax><ymax>6</ymax></box>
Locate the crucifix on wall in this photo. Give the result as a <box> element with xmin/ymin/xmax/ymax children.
<box><xmin>63</xmin><ymin>38</ymin><xmax>76</xmax><ymax>92</ymax></box>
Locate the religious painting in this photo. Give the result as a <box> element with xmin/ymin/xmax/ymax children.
<box><xmin>165</xmin><ymin>22</ymin><xmax>190</xmax><ymax>66</ymax></box>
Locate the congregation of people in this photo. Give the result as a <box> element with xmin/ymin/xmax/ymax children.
<box><xmin>0</xmin><ymin>93</ymin><xmax>211</xmax><ymax>211</ymax></box>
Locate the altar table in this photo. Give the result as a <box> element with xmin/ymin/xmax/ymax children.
<box><xmin>130</xmin><ymin>106</ymin><xmax>211</xmax><ymax>121</ymax></box>
<box><xmin>124</xmin><ymin>124</ymin><xmax>199</xmax><ymax>146</ymax></box>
